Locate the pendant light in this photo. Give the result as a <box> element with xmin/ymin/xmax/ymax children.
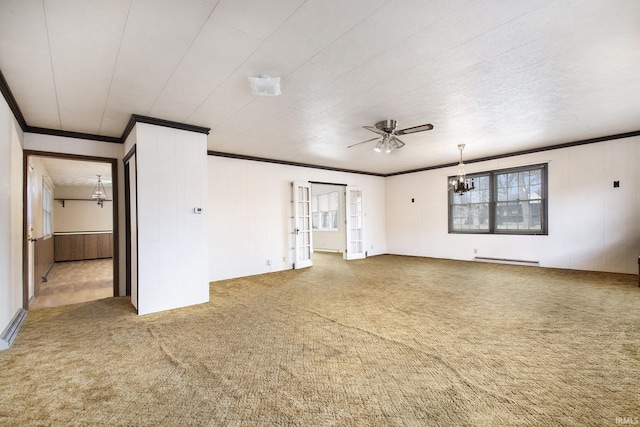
<box><xmin>91</xmin><ymin>174</ymin><xmax>108</xmax><ymax>207</ymax></box>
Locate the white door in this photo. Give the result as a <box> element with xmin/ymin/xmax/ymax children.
<box><xmin>293</xmin><ymin>181</ymin><xmax>313</xmax><ymax>269</ymax></box>
<box><xmin>345</xmin><ymin>187</ymin><xmax>365</xmax><ymax>260</ymax></box>
<box><xmin>27</xmin><ymin>162</ymin><xmax>35</xmax><ymax>302</ymax></box>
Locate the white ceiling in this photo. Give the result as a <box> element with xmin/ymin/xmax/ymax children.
<box><xmin>34</xmin><ymin>157</ymin><xmax>112</xmax><ymax>187</ymax></box>
<box><xmin>2</xmin><ymin>0</ymin><xmax>639</xmax><ymax>175</ymax></box>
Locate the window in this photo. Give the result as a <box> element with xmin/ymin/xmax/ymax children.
<box><xmin>449</xmin><ymin>164</ymin><xmax>547</xmax><ymax>235</ymax></box>
<box><xmin>312</xmin><ymin>191</ymin><xmax>339</xmax><ymax>231</ymax></box>
<box><xmin>42</xmin><ymin>183</ymin><xmax>52</xmax><ymax>238</ymax></box>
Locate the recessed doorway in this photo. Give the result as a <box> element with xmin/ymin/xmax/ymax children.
<box><xmin>23</xmin><ymin>151</ymin><xmax>118</xmax><ymax>310</ymax></box>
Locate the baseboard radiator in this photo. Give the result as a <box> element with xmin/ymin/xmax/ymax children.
<box><xmin>0</xmin><ymin>308</ymin><xmax>27</xmax><ymax>351</ymax></box>
<box><xmin>474</xmin><ymin>256</ymin><xmax>539</xmax><ymax>267</ymax></box>
<box><xmin>314</xmin><ymin>248</ymin><xmax>341</xmax><ymax>253</ymax></box>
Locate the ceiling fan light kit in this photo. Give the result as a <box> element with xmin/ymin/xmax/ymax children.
<box><xmin>248</xmin><ymin>75</ymin><xmax>281</xmax><ymax>96</ymax></box>
<box><xmin>348</xmin><ymin>119</ymin><xmax>433</xmax><ymax>153</ymax></box>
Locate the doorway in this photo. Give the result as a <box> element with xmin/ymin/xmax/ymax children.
<box><xmin>23</xmin><ymin>151</ymin><xmax>119</xmax><ymax>310</ymax></box>
<box><xmin>311</xmin><ymin>183</ymin><xmax>346</xmax><ymax>255</ymax></box>
<box><xmin>310</xmin><ymin>182</ymin><xmax>366</xmax><ymax>261</ymax></box>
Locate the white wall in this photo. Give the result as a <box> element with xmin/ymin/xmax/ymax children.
<box><xmin>0</xmin><ymin>94</ymin><xmax>24</xmax><ymax>335</ymax></box>
<box><xmin>23</xmin><ymin>133</ymin><xmax>125</xmax><ymax>294</ymax></box>
<box><xmin>52</xmin><ymin>185</ymin><xmax>113</xmax><ymax>232</ymax></box>
<box><xmin>386</xmin><ymin>136</ymin><xmax>640</xmax><ymax>274</ymax></box>
<box><xmin>207</xmin><ymin>156</ymin><xmax>387</xmax><ymax>281</ymax></box>
<box><xmin>134</xmin><ymin>123</ymin><xmax>209</xmax><ymax>315</ymax></box>
<box><xmin>312</xmin><ymin>183</ymin><xmax>346</xmax><ymax>253</ymax></box>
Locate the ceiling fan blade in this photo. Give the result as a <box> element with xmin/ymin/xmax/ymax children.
<box><xmin>347</xmin><ymin>136</ymin><xmax>380</xmax><ymax>148</ymax></box>
<box><xmin>363</xmin><ymin>125</ymin><xmax>387</xmax><ymax>136</ymax></box>
<box><xmin>392</xmin><ymin>136</ymin><xmax>406</xmax><ymax>148</ymax></box>
<box><xmin>396</xmin><ymin>123</ymin><xmax>433</xmax><ymax>135</ymax></box>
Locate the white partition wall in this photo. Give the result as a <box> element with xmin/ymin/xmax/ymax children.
<box><xmin>0</xmin><ymin>95</ymin><xmax>24</xmax><ymax>343</ymax></box>
<box><xmin>130</xmin><ymin>123</ymin><xmax>209</xmax><ymax>315</ymax></box>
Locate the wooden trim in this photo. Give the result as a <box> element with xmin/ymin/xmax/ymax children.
<box><xmin>25</xmin><ymin>126</ymin><xmax>121</xmax><ymax>144</ymax></box>
<box><xmin>0</xmin><ymin>69</ymin><xmax>28</xmax><ymax>131</ymax></box>
<box><xmin>207</xmin><ymin>150</ymin><xmax>386</xmax><ymax>177</ymax></box>
<box><xmin>25</xmin><ymin>150</ymin><xmax>116</xmax><ymax>164</ymax></box>
<box><xmin>123</xmin><ymin>144</ymin><xmax>136</xmax><ymax>297</ymax></box>
<box><xmin>23</xmin><ymin>150</ymin><xmax>120</xmax><ymax>307</ymax></box>
<box><xmin>122</xmin><ymin>114</ymin><xmax>210</xmax><ymax>142</ymax></box>
<box><xmin>124</xmin><ymin>159</ymin><xmax>131</xmax><ymax>297</ymax></box>
<box><xmin>209</xmin><ymin>129</ymin><xmax>640</xmax><ymax>177</ymax></box>
<box><xmin>123</xmin><ymin>149</ymin><xmax>138</xmax><ymax>308</ymax></box>
<box><xmin>387</xmin><ymin>130</ymin><xmax>640</xmax><ymax>177</ymax></box>
<box><xmin>33</xmin><ymin>237</ymin><xmax>54</xmax><ymax>294</ymax></box>
<box><xmin>308</xmin><ymin>181</ymin><xmax>348</xmax><ymax>186</ymax></box>
<box><xmin>111</xmin><ymin>159</ymin><xmax>119</xmax><ymax>298</ymax></box>
<box><xmin>123</xmin><ymin>144</ymin><xmax>136</xmax><ymax>164</ymax></box>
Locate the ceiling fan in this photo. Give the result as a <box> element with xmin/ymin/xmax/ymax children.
<box><xmin>347</xmin><ymin>119</ymin><xmax>434</xmax><ymax>153</ymax></box>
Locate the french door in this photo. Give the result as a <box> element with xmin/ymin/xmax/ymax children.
<box><xmin>345</xmin><ymin>186</ymin><xmax>365</xmax><ymax>260</ymax></box>
<box><xmin>293</xmin><ymin>181</ymin><xmax>313</xmax><ymax>269</ymax></box>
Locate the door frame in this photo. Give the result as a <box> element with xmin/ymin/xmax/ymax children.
<box><xmin>22</xmin><ymin>150</ymin><xmax>119</xmax><ymax>309</ymax></box>
<box><xmin>123</xmin><ymin>145</ymin><xmax>138</xmax><ymax>310</ymax></box>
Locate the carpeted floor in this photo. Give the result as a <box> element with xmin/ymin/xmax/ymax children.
<box><xmin>1</xmin><ymin>253</ymin><xmax>638</xmax><ymax>426</ymax></box>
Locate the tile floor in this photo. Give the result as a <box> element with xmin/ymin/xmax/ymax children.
<box><xmin>30</xmin><ymin>259</ymin><xmax>114</xmax><ymax>310</ymax></box>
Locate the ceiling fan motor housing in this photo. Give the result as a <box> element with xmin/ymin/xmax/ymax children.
<box><xmin>375</xmin><ymin>119</ymin><xmax>397</xmax><ymax>133</ymax></box>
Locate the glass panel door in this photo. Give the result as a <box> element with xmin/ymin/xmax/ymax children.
<box><xmin>293</xmin><ymin>181</ymin><xmax>313</xmax><ymax>269</ymax></box>
<box><xmin>345</xmin><ymin>187</ymin><xmax>365</xmax><ymax>260</ymax></box>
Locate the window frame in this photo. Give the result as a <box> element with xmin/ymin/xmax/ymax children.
<box><xmin>448</xmin><ymin>163</ymin><xmax>548</xmax><ymax>235</ymax></box>
<box><xmin>311</xmin><ymin>191</ymin><xmax>340</xmax><ymax>232</ymax></box>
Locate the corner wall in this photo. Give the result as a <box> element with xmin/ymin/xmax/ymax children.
<box><xmin>134</xmin><ymin>123</ymin><xmax>209</xmax><ymax>315</ymax></box>
<box><xmin>385</xmin><ymin>136</ymin><xmax>640</xmax><ymax>274</ymax></box>
<box><xmin>0</xmin><ymin>93</ymin><xmax>24</xmax><ymax>334</ymax></box>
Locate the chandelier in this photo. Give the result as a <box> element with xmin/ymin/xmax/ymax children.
<box><xmin>91</xmin><ymin>174</ymin><xmax>108</xmax><ymax>207</ymax></box>
<box><xmin>449</xmin><ymin>144</ymin><xmax>475</xmax><ymax>195</ymax></box>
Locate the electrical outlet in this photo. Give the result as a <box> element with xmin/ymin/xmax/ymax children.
<box><xmin>266</xmin><ymin>259</ymin><xmax>271</xmax><ymax>266</ymax></box>
<box><xmin>474</xmin><ymin>248</ymin><xmax>478</xmax><ymax>254</ymax></box>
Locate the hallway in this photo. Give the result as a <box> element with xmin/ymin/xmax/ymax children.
<box><xmin>30</xmin><ymin>259</ymin><xmax>113</xmax><ymax>310</ymax></box>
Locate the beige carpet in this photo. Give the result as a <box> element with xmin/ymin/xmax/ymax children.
<box><xmin>1</xmin><ymin>253</ymin><xmax>638</xmax><ymax>426</ymax></box>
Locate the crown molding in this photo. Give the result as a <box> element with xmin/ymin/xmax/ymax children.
<box><xmin>2</xmin><ymin>67</ymin><xmax>638</xmax><ymax>177</ymax></box>
<box><xmin>209</xmin><ymin>129</ymin><xmax>640</xmax><ymax>178</ymax></box>
<box><xmin>0</xmin><ymin>68</ymin><xmax>28</xmax><ymax>131</ymax></box>
<box><xmin>207</xmin><ymin>151</ymin><xmax>386</xmax><ymax>177</ymax></box>
<box><xmin>26</xmin><ymin>126</ymin><xmax>121</xmax><ymax>143</ymax></box>
<box><xmin>386</xmin><ymin>130</ymin><xmax>640</xmax><ymax>177</ymax></box>
<box><xmin>121</xmin><ymin>114</ymin><xmax>210</xmax><ymax>142</ymax></box>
